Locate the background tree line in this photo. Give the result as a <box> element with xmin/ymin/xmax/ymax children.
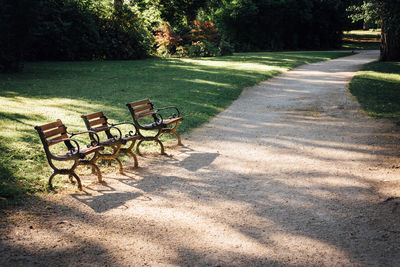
<box><xmin>0</xmin><ymin>0</ymin><xmax>399</xmax><ymax>73</ymax></box>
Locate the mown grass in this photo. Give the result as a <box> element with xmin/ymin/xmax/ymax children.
<box><xmin>0</xmin><ymin>51</ymin><xmax>351</xmax><ymax>200</ymax></box>
<box><xmin>349</xmin><ymin>61</ymin><xmax>400</xmax><ymax>118</ymax></box>
<box><xmin>342</xmin><ymin>29</ymin><xmax>381</xmax><ymax>50</ymax></box>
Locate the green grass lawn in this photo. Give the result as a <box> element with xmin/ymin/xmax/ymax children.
<box><xmin>349</xmin><ymin>60</ymin><xmax>400</xmax><ymax>118</ymax></box>
<box><xmin>342</xmin><ymin>29</ymin><xmax>381</xmax><ymax>50</ymax></box>
<box><xmin>0</xmin><ymin>51</ymin><xmax>351</xmax><ymax>200</ymax></box>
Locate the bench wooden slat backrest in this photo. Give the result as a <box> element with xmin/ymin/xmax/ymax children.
<box><xmin>34</xmin><ymin>120</ymin><xmax>75</xmax><ymax>162</ymax></box>
<box><xmin>35</xmin><ymin>120</ymin><xmax>70</xmax><ymax>147</ymax></box>
<box><xmin>81</xmin><ymin>111</ymin><xmax>113</xmax><ymax>139</ymax></box>
<box><xmin>126</xmin><ymin>99</ymin><xmax>157</xmax><ymax>122</ymax></box>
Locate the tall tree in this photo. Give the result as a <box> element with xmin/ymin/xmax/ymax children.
<box><xmin>347</xmin><ymin>0</ymin><xmax>400</xmax><ymax>61</ymax></box>
<box><xmin>378</xmin><ymin>0</ymin><xmax>400</xmax><ymax>61</ymax></box>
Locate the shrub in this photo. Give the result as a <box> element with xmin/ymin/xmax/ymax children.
<box><xmin>187</xmin><ymin>40</ymin><xmax>220</xmax><ymax>57</ymax></box>
<box><xmin>218</xmin><ymin>39</ymin><xmax>234</xmax><ymax>56</ymax></box>
<box><xmin>1</xmin><ymin>0</ymin><xmax>153</xmax><ymax>70</ymax></box>
<box><xmin>153</xmin><ymin>19</ymin><xmax>232</xmax><ymax>57</ymax></box>
<box><xmin>98</xmin><ymin>6</ymin><xmax>154</xmax><ymax>60</ymax></box>
<box><xmin>153</xmin><ymin>22</ymin><xmax>182</xmax><ymax>56</ymax></box>
<box><xmin>185</xmin><ymin>20</ymin><xmax>220</xmax><ymax>45</ymax></box>
<box><xmin>27</xmin><ymin>0</ymin><xmax>101</xmax><ymax>61</ymax></box>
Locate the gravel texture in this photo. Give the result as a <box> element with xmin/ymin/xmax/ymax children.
<box><xmin>1</xmin><ymin>50</ymin><xmax>400</xmax><ymax>266</ymax></box>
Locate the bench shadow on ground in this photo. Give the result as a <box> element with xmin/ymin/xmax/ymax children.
<box><xmin>70</xmin><ymin>149</ymin><xmax>219</xmax><ymax>213</ymax></box>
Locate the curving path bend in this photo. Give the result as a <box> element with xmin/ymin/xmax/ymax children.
<box><xmin>1</xmin><ymin>50</ymin><xmax>400</xmax><ymax>266</ymax></box>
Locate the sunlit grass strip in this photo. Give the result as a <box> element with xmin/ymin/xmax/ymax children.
<box><xmin>0</xmin><ymin>51</ymin><xmax>351</xmax><ymax>198</ymax></box>
<box><xmin>342</xmin><ymin>29</ymin><xmax>381</xmax><ymax>50</ymax></box>
<box><xmin>349</xmin><ymin>61</ymin><xmax>400</xmax><ymax>118</ymax></box>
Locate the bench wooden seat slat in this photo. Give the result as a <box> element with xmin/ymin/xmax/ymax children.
<box><xmin>122</xmin><ymin>135</ymin><xmax>140</xmax><ymax>142</ymax></box>
<box><xmin>163</xmin><ymin>117</ymin><xmax>183</xmax><ymax>125</ymax></box>
<box><xmin>57</xmin><ymin>145</ymin><xmax>103</xmax><ymax>158</ymax></box>
<box><xmin>92</xmin><ymin>126</ymin><xmax>109</xmax><ymax>132</ymax></box>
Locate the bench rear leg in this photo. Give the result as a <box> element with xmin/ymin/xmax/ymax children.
<box><xmin>48</xmin><ymin>172</ymin><xmax>57</xmax><ymax>190</ymax></box>
<box><xmin>127</xmin><ymin>150</ymin><xmax>138</xmax><ymax>168</ymax></box>
<box><xmin>163</xmin><ymin>122</ymin><xmax>183</xmax><ymax>146</ymax></box>
<box><xmin>136</xmin><ymin>139</ymin><xmax>166</xmax><ymax>155</ymax></box>
<box><xmin>70</xmin><ymin>173</ymin><xmax>83</xmax><ymax>190</ymax></box>
<box><xmin>68</xmin><ymin>174</ymin><xmax>76</xmax><ymax>184</ymax></box>
<box><xmin>110</xmin><ymin>157</ymin><xmax>124</xmax><ymax>174</ymax></box>
<box><xmin>156</xmin><ymin>139</ymin><xmax>166</xmax><ymax>155</ymax></box>
<box><xmin>120</xmin><ymin>141</ymin><xmax>138</xmax><ymax>168</ymax></box>
<box><xmin>171</xmin><ymin>130</ymin><xmax>182</xmax><ymax>146</ymax></box>
<box><xmin>87</xmin><ymin>162</ymin><xmax>102</xmax><ymax>182</ymax></box>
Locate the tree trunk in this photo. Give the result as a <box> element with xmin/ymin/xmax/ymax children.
<box><xmin>379</xmin><ymin>1</ymin><xmax>400</xmax><ymax>61</ymax></box>
<box><xmin>380</xmin><ymin>31</ymin><xmax>400</xmax><ymax>61</ymax></box>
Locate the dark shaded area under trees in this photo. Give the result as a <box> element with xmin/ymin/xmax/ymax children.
<box><xmin>0</xmin><ymin>0</ymin><xmax>399</xmax><ymax>73</ymax></box>
<box><xmin>212</xmin><ymin>0</ymin><xmax>347</xmax><ymax>51</ymax></box>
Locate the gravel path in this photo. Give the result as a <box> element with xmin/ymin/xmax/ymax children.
<box><xmin>1</xmin><ymin>50</ymin><xmax>400</xmax><ymax>266</ymax></box>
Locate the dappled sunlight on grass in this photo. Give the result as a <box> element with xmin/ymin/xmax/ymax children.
<box><xmin>349</xmin><ymin>61</ymin><xmax>400</xmax><ymax>117</ymax></box>
<box><xmin>180</xmin><ymin>58</ymin><xmax>288</xmax><ymax>73</ymax></box>
<box><xmin>183</xmin><ymin>79</ymin><xmax>232</xmax><ymax>87</ymax></box>
<box><xmin>357</xmin><ymin>70</ymin><xmax>400</xmax><ymax>83</ymax></box>
<box><xmin>342</xmin><ymin>29</ymin><xmax>380</xmax><ymax>50</ymax></box>
<box><xmin>0</xmin><ymin>51</ymin><xmax>351</xmax><ymax>196</ymax></box>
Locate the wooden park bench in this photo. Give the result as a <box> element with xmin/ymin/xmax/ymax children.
<box><xmin>81</xmin><ymin>111</ymin><xmax>140</xmax><ymax>173</ymax></box>
<box><xmin>35</xmin><ymin>119</ymin><xmax>104</xmax><ymax>190</ymax></box>
<box><xmin>126</xmin><ymin>99</ymin><xmax>183</xmax><ymax>155</ymax></box>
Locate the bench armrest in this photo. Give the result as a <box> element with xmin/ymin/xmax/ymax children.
<box><xmin>48</xmin><ymin>138</ymin><xmax>81</xmax><ymax>160</ymax></box>
<box><xmin>107</xmin><ymin>124</ymin><xmax>123</xmax><ymax>140</ymax></box>
<box><xmin>68</xmin><ymin>130</ymin><xmax>101</xmax><ymax>147</ymax></box>
<box><xmin>135</xmin><ymin>113</ymin><xmax>165</xmax><ymax>131</ymax></box>
<box><xmin>156</xmin><ymin>106</ymin><xmax>181</xmax><ymax>118</ymax></box>
<box><xmin>108</xmin><ymin>122</ymin><xmax>138</xmax><ymax>137</ymax></box>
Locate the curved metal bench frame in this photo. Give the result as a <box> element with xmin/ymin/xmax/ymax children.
<box><xmin>81</xmin><ymin>112</ymin><xmax>139</xmax><ymax>173</ymax></box>
<box><xmin>35</xmin><ymin>119</ymin><xmax>103</xmax><ymax>190</ymax></box>
<box><xmin>126</xmin><ymin>99</ymin><xmax>183</xmax><ymax>155</ymax></box>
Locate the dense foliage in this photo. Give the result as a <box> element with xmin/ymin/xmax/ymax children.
<box><xmin>212</xmin><ymin>0</ymin><xmax>347</xmax><ymax>51</ymax></box>
<box><xmin>0</xmin><ymin>0</ymin><xmax>153</xmax><ymax>72</ymax></box>
<box><xmin>346</xmin><ymin>0</ymin><xmax>380</xmax><ymax>29</ymax></box>
<box><xmin>4</xmin><ymin>0</ymin><xmax>397</xmax><ymax>72</ymax></box>
<box><xmin>154</xmin><ymin>20</ymin><xmax>233</xmax><ymax>57</ymax></box>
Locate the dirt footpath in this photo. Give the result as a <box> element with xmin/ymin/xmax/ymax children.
<box><xmin>1</xmin><ymin>50</ymin><xmax>400</xmax><ymax>266</ymax></box>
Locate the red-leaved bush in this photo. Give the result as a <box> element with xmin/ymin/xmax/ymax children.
<box><xmin>154</xmin><ymin>20</ymin><xmax>232</xmax><ymax>57</ymax></box>
<box><xmin>186</xmin><ymin>20</ymin><xmax>220</xmax><ymax>45</ymax></box>
<box><xmin>153</xmin><ymin>22</ymin><xmax>182</xmax><ymax>55</ymax></box>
